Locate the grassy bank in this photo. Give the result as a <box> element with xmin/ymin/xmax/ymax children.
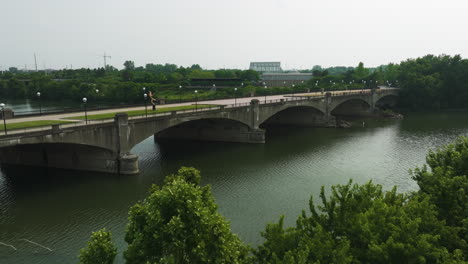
<box><xmin>0</xmin><ymin>120</ymin><xmax>75</xmax><ymax>131</ymax></box>
<box><xmin>65</xmin><ymin>104</ymin><xmax>217</xmax><ymax>120</ymax></box>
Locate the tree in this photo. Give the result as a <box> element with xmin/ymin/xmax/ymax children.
<box><xmin>353</xmin><ymin>62</ymin><xmax>369</xmax><ymax>80</ymax></box>
<box><xmin>240</xmin><ymin>70</ymin><xmax>260</xmax><ymax>81</ymax></box>
<box><xmin>190</xmin><ymin>64</ymin><xmax>202</xmax><ymax>70</ymax></box>
<box><xmin>123</xmin><ymin>60</ymin><xmax>135</xmax><ymax>71</ymax></box>
<box><xmin>255</xmin><ymin>180</ymin><xmax>455</xmax><ymax>263</ymax></box>
<box><xmin>412</xmin><ymin>136</ymin><xmax>468</xmax><ymax>252</ymax></box>
<box><xmin>124</xmin><ymin>167</ymin><xmax>250</xmax><ymax>264</ymax></box>
<box><xmin>78</xmin><ymin>229</ymin><xmax>117</xmax><ymax>264</ymax></box>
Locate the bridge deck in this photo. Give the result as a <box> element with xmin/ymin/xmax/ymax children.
<box><xmin>0</xmin><ymin>88</ymin><xmax>399</xmax><ymax>138</ymax></box>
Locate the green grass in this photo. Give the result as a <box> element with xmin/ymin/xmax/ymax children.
<box><xmin>65</xmin><ymin>104</ymin><xmax>218</xmax><ymax>120</ymax></box>
<box><xmin>0</xmin><ymin>120</ymin><xmax>75</xmax><ymax>131</ymax></box>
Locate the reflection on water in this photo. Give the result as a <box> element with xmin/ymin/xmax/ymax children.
<box><xmin>1</xmin><ymin>112</ymin><xmax>468</xmax><ymax>263</ymax></box>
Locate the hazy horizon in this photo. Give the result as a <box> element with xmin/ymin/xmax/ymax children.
<box><xmin>2</xmin><ymin>0</ymin><xmax>468</xmax><ymax>70</ymax></box>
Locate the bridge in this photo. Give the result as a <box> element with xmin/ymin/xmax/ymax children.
<box><xmin>0</xmin><ymin>88</ymin><xmax>398</xmax><ymax>174</ymax></box>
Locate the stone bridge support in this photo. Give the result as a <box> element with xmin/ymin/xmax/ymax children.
<box><xmin>0</xmin><ymin>113</ymin><xmax>139</xmax><ymax>175</ymax></box>
<box><xmin>114</xmin><ymin>113</ymin><xmax>139</xmax><ymax>174</ymax></box>
<box><xmin>249</xmin><ymin>99</ymin><xmax>266</xmax><ymax>142</ymax></box>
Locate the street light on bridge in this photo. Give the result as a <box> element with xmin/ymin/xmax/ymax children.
<box><xmin>0</xmin><ymin>103</ymin><xmax>6</xmax><ymax>135</ymax></box>
<box><xmin>143</xmin><ymin>93</ymin><xmax>148</xmax><ymax>118</ymax></box>
<box><xmin>234</xmin><ymin>87</ymin><xmax>238</xmax><ymax>106</ymax></box>
<box><xmin>179</xmin><ymin>85</ymin><xmax>182</xmax><ymax>103</ymax></box>
<box><xmin>195</xmin><ymin>90</ymin><xmax>198</xmax><ymax>111</ymax></box>
<box><xmin>82</xmin><ymin>97</ymin><xmax>88</xmax><ymax>124</ymax></box>
<box><xmin>264</xmin><ymin>85</ymin><xmax>267</xmax><ymax>104</ymax></box>
<box><xmin>95</xmin><ymin>89</ymin><xmax>100</xmax><ymax>109</ymax></box>
<box><xmin>36</xmin><ymin>92</ymin><xmax>42</xmax><ymax>115</ymax></box>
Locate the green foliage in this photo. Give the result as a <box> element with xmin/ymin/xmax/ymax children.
<box><xmin>353</xmin><ymin>62</ymin><xmax>370</xmax><ymax>80</ymax></box>
<box><xmin>398</xmin><ymin>54</ymin><xmax>468</xmax><ymax>109</ymax></box>
<box><xmin>65</xmin><ymin>104</ymin><xmax>216</xmax><ymax>120</ymax></box>
<box><xmin>412</xmin><ymin>136</ymin><xmax>468</xmax><ymax>252</ymax></box>
<box><xmin>123</xmin><ymin>60</ymin><xmax>135</xmax><ymax>71</ymax></box>
<box><xmin>1</xmin><ymin>120</ymin><xmax>74</xmax><ymax>131</ymax></box>
<box><xmin>124</xmin><ymin>167</ymin><xmax>250</xmax><ymax>264</ymax></box>
<box><xmin>255</xmin><ymin>180</ymin><xmax>455</xmax><ymax>263</ymax></box>
<box><xmin>0</xmin><ymin>62</ymin><xmax>259</xmax><ymax>104</ymax></box>
<box><xmin>78</xmin><ymin>229</ymin><xmax>117</xmax><ymax>264</ymax></box>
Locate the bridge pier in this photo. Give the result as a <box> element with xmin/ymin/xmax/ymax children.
<box><xmin>117</xmin><ymin>153</ymin><xmax>139</xmax><ymax>174</ymax></box>
<box><xmin>0</xmin><ymin>143</ymin><xmax>138</xmax><ymax>174</ymax></box>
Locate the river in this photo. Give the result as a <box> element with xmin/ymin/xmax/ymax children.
<box><xmin>1</xmin><ymin>111</ymin><xmax>467</xmax><ymax>263</ymax></box>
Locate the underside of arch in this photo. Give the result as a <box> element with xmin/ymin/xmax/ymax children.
<box><xmin>261</xmin><ymin>106</ymin><xmax>334</xmax><ymax>128</ymax></box>
<box><xmin>154</xmin><ymin>118</ymin><xmax>265</xmax><ymax>143</ymax></box>
<box><xmin>0</xmin><ymin>143</ymin><xmax>134</xmax><ymax>174</ymax></box>
<box><xmin>375</xmin><ymin>95</ymin><xmax>398</xmax><ymax>109</ymax></box>
<box><xmin>331</xmin><ymin>99</ymin><xmax>373</xmax><ymax>117</ymax></box>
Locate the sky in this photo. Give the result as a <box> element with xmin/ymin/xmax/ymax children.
<box><xmin>1</xmin><ymin>0</ymin><xmax>468</xmax><ymax>70</ymax></box>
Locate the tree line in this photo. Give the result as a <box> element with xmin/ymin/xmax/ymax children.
<box><xmin>2</xmin><ymin>54</ymin><xmax>468</xmax><ymax>110</ymax></box>
<box><xmin>0</xmin><ymin>63</ymin><xmax>260</xmax><ymax>104</ymax></box>
<box><xmin>78</xmin><ymin>137</ymin><xmax>467</xmax><ymax>263</ymax></box>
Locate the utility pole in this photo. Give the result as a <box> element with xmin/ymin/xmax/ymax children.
<box><xmin>103</xmin><ymin>53</ymin><xmax>111</xmax><ymax>69</ymax></box>
<box><xmin>34</xmin><ymin>53</ymin><xmax>38</xmax><ymax>72</ymax></box>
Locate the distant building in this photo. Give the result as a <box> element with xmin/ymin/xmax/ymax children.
<box><xmin>249</xmin><ymin>62</ymin><xmax>282</xmax><ymax>73</ymax></box>
<box><xmin>261</xmin><ymin>72</ymin><xmax>313</xmax><ymax>87</ymax></box>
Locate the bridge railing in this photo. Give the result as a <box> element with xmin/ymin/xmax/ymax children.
<box><xmin>0</xmin><ymin>88</ymin><xmax>400</xmax><ymax>138</ymax></box>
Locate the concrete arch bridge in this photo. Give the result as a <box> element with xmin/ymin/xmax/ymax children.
<box><xmin>0</xmin><ymin>88</ymin><xmax>398</xmax><ymax>174</ymax></box>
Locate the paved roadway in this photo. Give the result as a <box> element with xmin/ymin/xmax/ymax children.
<box><xmin>6</xmin><ymin>88</ymin><xmax>394</xmax><ymax>124</ymax></box>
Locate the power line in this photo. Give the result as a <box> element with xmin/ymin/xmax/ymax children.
<box><xmin>103</xmin><ymin>53</ymin><xmax>111</xmax><ymax>69</ymax></box>
<box><xmin>34</xmin><ymin>53</ymin><xmax>38</xmax><ymax>72</ymax></box>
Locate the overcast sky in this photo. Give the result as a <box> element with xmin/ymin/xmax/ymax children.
<box><xmin>1</xmin><ymin>0</ymin><xmax>467</xmax><ymax>70</ymax></box>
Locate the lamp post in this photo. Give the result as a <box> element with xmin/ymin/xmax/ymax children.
<box><xmin>95</xmin><ymin>89</ymin><xmax>99</xmax><ymax>109</ymax></box>
<box><xmin>234</xmin><ymin>87</ymin><xmax>238</xmax><ymax>106</ymax></box>
<box><xmin>36</xmin><ymin>92</ymin><xmax>42</xmax><ymax>115</ymax></box>
<box><xmin>292</xmin><ymin>84</ymin><xmax>295</xmax><ymax>96</ymax></box>
<box><xmin>0</xmin><ymin>103</ymin><xmax>6</xmax><ymax>135</ymax></box>
<box><xmin>195</xmin><ymin>90</ymin><xmax>198</xmax><ymax>111</ymax></box>
<box><xmin>82</xmin><ymin>97</ymin><xmax>88</xmax><ymax>124</ymax></box>
<box><xmin>179</xmin><ymin>85</ymin><xmax>182</xmax><ymax>103</ymax></box>
<box><xmin>264</xmin><ymin>85</ymin><xmax>267</xmax><ymax>103</ymax></box>
<box><xmin>143</xmin><ymin>93</ymin><xmax>148</xmax><ymax>118</ymax></box>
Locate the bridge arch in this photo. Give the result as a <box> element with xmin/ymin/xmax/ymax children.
<box><xmin>331</xmin><ymin>98</ymin><xmax>372</xmax><ymax>116</ymax></box>
<box><xmin>127</xmin><ymin>114</ymin><xmax>261</xmax><ymax>148</ymax></box>
<box><xmin>260</xmin><ymin>105</ymin><xmax>327</xmax><ymax>128</ymax></box>
<box><xmin>153</xmin><ymin>118</ymin><xmax>255</xmax><ymax>143</ymax></box>
<box><xmin>375</xmin><ymin>94</ymin><xmax>398</xmax><ymax>109</ymax></box>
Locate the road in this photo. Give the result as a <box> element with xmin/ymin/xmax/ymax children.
<box><xmin>5</xmin><ymin>88</ymin><xmax>395</xmax><ymax>124</ymax></box>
